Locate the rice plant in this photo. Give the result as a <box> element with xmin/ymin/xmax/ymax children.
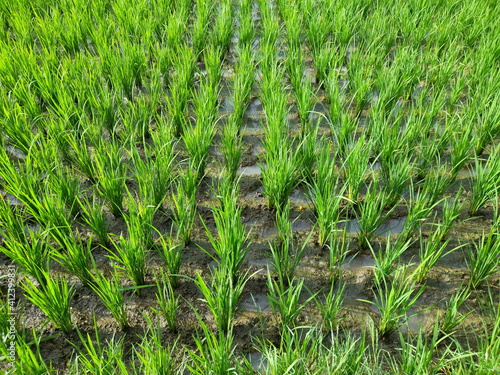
<box><xmin>50</xmin><ymin>229</ymin><xmax>93</xmax><ymax>286</ymax></box>
<box><xmin>476</xmin><ymin>297</ymin><xmax>500</xmax><ymax>373</ymax></box>
<box><xmin>21</xmin><ymin>272</ymin><xmax>75</xmax><ymax>333</ymax></box>
<box><xmin>468</xmin><ymin>146</ymin><xmax>500</xmax><ymax>215</ymax></box>
<box><xmin>261</xmin><ymin>143</ymin><xmax>298</xmax><ymax>211</ymax></box>
<box><xmin>316</xmin><ymin>278</ymin><xmax>346</xmax><ymax>332</ymax></box>
<box><xmin>269</xmin><ymin>203</ymin><xmax>311</xmax><ymax>286</ymax></box>
<box><xmin>13</xmin><ymin>330</ymin><xmax>54</xmax><ymax>375</ymax></box>
<box><xmin>440</xmin><ymin>284</ymin><xmax>472</xmax><ymax>334</ymax></box>
<box><xmin>362</xmin><ymin>266</ymin><xmax>425</xmax><ymax>336</ymax></box>
<box><xmin>0</xmin><ymin>225</ymin><xmax>51</xmax><ymax>286</ymax></box>
<box><xmin>193</xmin><ymin>267</ymin><xmax>250</xmax><ymax>335</ymax></box>
<box><xmin>151</xmin><ymin>271</ymin><xmax>179</xmax><ymax>333</ymax></box>
<box><xmin>93</xmin><ymin>140</ymin><xmax>128</xmax><ymax>217</ymax></box>
<box><xmin>154</xmin><ymin>232</ymin><xmax>183</xmax><ymax>288</ymax></box>
<box><xmin>132</xmin><ymin>316</ymin><xmax>178</xmax><ymax>375</ymax></box>
<box><xmin>343</xmin><ymin>135</ymin><xmax>371</xmax><ymax>204</ymax></box>
<box><xmin>107</xmin><ymin>230</ymin><xmax>148</xmax><ymax>287</ymax></box>
<box><xmin>183</xmin><ymin>79</ymin><xmax>218</xmax><ymax>181</ymax></box>
<box><xmin>440</xmin><ymin>188</ymin><xmax>465</xmax><ymax>239</ymax></box>
<box><xmin>203</xmin><ymin>180</ymin><xmax>250</xmax><ymax>282</ymax></box>
<box><xmin>395</xmin><ymin>320</ymin><xmax>470</xmax><ymax>375</ymax></box>
<box><xmin>255</xmin><ymin>325</ymin><xmax>321</xmax><ymax>374</ymax></box>
<box><xmin>267</xmin><ymin>273</ymin><xmax>316</xmax><ymax>329</ymax></box>
<box><xmin>327</xmin><ymin>228</ymin><xmax>350</xmax><ymax>283</ymax></box>
<box><xmin>89</xmin><ymin>269</ymin><xmax>129</xmax><ymax>330</ymax></box>
<box><xmin>413</xmin><ymin>227</ymin><xmax>464</xmax><ymax>284</ymax></box>
<box><xmin>309</xmin><ymin>138</ymin><xmax>346</xmax><ymax>248</ymax></box>
<box><xmin>466</xmin><ymin>230</ymin><xmax>500</xmax><ymax>289</ymax></box>
<box><xmin>370</xmin><ymin>237</ymin><xmax>412</xmax><ymax>286</ymax></box>
<box><xmin>78</xmin><ymin>196</ymin><xmax>109</xmax><ymax>247</ymax></box>
<box><xmin>70</xmin><ymin>320</ymin><xmax>128</xmax><ymax>375</ymax></box>
<box><xmin>185</xmin><ymin>318</ymin><xmax>239</xmax><ymax>375</ymax></box>
<box><xmin>356</xmin><ymin>179</ymin><xmax>395</xmax><ymax>249</ymax></box>
<box><xmin>399</xmin><ymin>187</ymin><xmax>442</xmax><ymax>244</ymax></box>
<box><xmin>171</xmin><ymin>170</ymin><xmax>198</xmax><ymax>245</ymax></box>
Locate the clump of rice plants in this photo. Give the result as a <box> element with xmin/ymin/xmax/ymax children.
<box><xmin>269</xmin><ymin>202</ymin><xmax>311</xmax><ymax>286</ymax></box>
<box><xmin>363</xmin><ymin>266</ymin><xmax>425</xmax><ymax>336</ymax></box>
<box><xmin>171</xmin><ymin>170</ymin><xmax>198</xmax><ymax>246</ymax></box>
<box><xmin>151</xmin><ymin>271</ymin><xmax>179</xmax><ymax>333</ymax></box>
<box><xmin>356</xmin><ymin>178</ymin><xmax>395</xmax><ymax>249</ymax></box>
<box><xmin>203</xmin><ymin>179</ymin><xmax>250</xmax><ymax>282</ymax></box>
<box><xmin>468</xmin><ymin>145</ymin><xmax>500</xmax><ymax>215</ymax></box>
<box><xmin>466</xmin><ymin>230</ymin><xmax>500</xmax><ymax>289</ymax></box>
<box><xmin>309</xmin><ymin>138</ymin><xmax>347</xmax><ymax>248</ymax></box>
<box><xmin>89</xmin><ymin>269</ymin><xmax>129</xmax><ymax>330</ymax></box>
<box><xmin>21</xmin><ymin>271</ymin><xmax>75</xmax><ymax>333</ymax></box>
<box><xmin>440</xmin><ymin>284</ymin><xmax>472</xmax><ymax>334</ymax></box>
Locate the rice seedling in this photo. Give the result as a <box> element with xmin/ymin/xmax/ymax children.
<box><xmin>309</xmin><ymin>140</ymin><xmax>347</xmax><ymax>248</ymax></box>
<box><xmin>220</xmin><ymin>115</ymin><xmax>243</xmax><ymax>183</ymax></box>
<box><xmin>70</xmin><ymin>320</ymin><xmax>127</xmax><ymax>375</ymax></box>
<box><xmin>192</xmin><ymin>267</ymin><xmax>249</xmax><ymax>335</ymax></box>
<box><xmin>343</xmin><ymin>134</ymin><xmax>371</xmax><ymax>203</ymax></box>
<box><xmin>370</xmin><ymin>237</ymin><xmax>412</xmax><ymax>287</ymax></box>
<box><xmin>171</xmin><ymin>169</ymin><xmax>198</xmax><ymax>245</ymax></box>
<box><xmin>440</xmin><ymin>188</ymin><xmax>465</xmax><ymax>239</ymax></box>
<box><xmin>89</xmin><ymin>269</ymin><xmax>129</xmax><ymax>330</ymax></box>
<box><xmin>466</xmin><ymin>230</ymin><xmax>500</xmax><ymax>289</ymax></box>
<box><xmin>167</xmin><ymin>45</ymin><xmax>196</xmax><ymax>137</ymax></box>
<box><xmin>269</xmin><ymin>203</ymin><xmax>312</xmax><ymax>286</ymax></box>
<box><xmin>297</xmin><ymin>117</ymin><xmax>320</xmax><ymax>185</ymax></box>
<box><xmin>13</xmin><ymin>330</ymin><xmax>55</xmax><ymax>375</ymax></box>
<box><xmin>182</xmin><ymin>83</ymin><xmax>218</xmax><ymax>181</ymax></box>
<box><xmin>398</xmin><ymin>187</ymin><xmax>442</xmax><ymax>244</ymax></box>
<box><xmin>255</xmin><ymin>325</ymin><xmax>320</xmax><ymax>374</ymax></box>
<box><xmin>261</xmin><ymin>143</ymin><xmax>298</xmax><ymax>211</ymax></box>
<box><xmin>267</xmin><ymin>273</ymin><xmax>316</xmax><ymax>329</ymax></box>
<box><xmin>440</xmin><ymin>284</ymin><xmax>472</xmax><ymax>334</ymax></box>
<box><xmin>468</xmin><ymin>146</ymin><xmax>500</xmax><ymax>215</ymax></box>
<box><xmin>93</xmin><ymin>140</ymin><xmax>128</xmax><ymax>217</ymax></box>
<box><xmin>316</xmin><ymin>329</ymin><xmax>368</xmax><ymax>375</ymax></box>
<box><xmin>449</xmin><ymin>118</ymin><xmax>473</xmax><ymax>178</ymax></box>
<box><xmin>64</xmin><ymin>130</ymin><xmax>97</xmax><ymax>183</ymax></box>
<box><xmin>395</xmin><ymin>320</ymin><xmax>470</xmax><ymax>375</ymax></box>
<box><xmin>380</xmin><ymin>154</ymin><xmax>415</xmax><ymax>208</ymax></box>
<box><xmin>327</xmin><ymin>228</ymin><xmax>351</xmax><ymax>283</ymax></box>
<box><xmin>203</xmin><ymin>180</ymin><xmax>250</xmax><ymax>282</ymax></box>
<box><xmin>362</xmin><ymin>266</ymin><xmax>425</xmax><ymax>336</ymax></box>
<box><xmin>212</xmin><ymin>0</ymin><xmax>233</xmax><ymax>52</ymax></box>
<box><xmin>472</xmin><ymin>94</ymin><xmax>500</xmax><ymax>156</ymax></box>
<box><xmin>50</xmin><ymin>229</ymin><xmax>93</xmax><ymax>286</ymax></box>
<box><xmin>154</xmin><ymin>231</ymin><xmax>183</xmax><ymax>288</ymax></box>
<box><xmin>232</xmin><ymin>44</ymin><xmax>255</xmax><ymax>122</ymax></box>
<box><xmin>107</xmin><ymin>230</ymin><xmax>147</xmax><ymax>287</ymax></box>
<box><xmin>0</xmin><ymin>226</ymin><xmax>51</xmax><ymax>286</ymax></box>
<box><xmin>237</xmin><ymin>0</ymin><xmax>255</xmax><ymax>49</ymax></box>
<box><xmin>413</xmin><ymin>227</ymin><xmax>464</xmax><ymax>284</ymax></box>
<box><xmin>356</xmin><ymin>179</ymin><xmax>395</xmax><ymax>249</ymax></box>
<box><xmin>131</xmin><ymin>140</ymin><xmax>174</xmax><ymax>209</ymax></box>
<box><xmin>78</xmin><ymin>196</ymin><xmax>109</xmax><ymax>247</ymax></box>
<box><xmin>476</xmin><ymin>295</ymin><xmax>500</xmax><ymax>373</ymax></box>
<box><xmin>316</xmin><ymin>278</ymin><xmax>346</xmax><ymax>332</ymax></box>
<box><xmin>132</xmin><ymin>316</ymin><xmax>178</xmax><ymax>375</ymax></box>
<box><xmin>151</xmin><ymin>271</ymin><xmax>179</xmax><ymax>333</ymax></box>
<box><xmin>185</xmin><ymin>317</ymin><xmax>239</xmax><ymax>375</ymax></box>
<box><xmin>21</xmin><ymin>271</ymin><xmax>75</xmax><ymax>333</ymax></box>
<box><xmin>192</xmin><ymin>0</ymin><xmax>213</xmax><ymax>53</ymax></box>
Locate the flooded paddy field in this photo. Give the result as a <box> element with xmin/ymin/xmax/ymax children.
<box><xmin>1</xmin><ymin>0</ymin><xmax>499</xmax><ymax>373</ymax></box>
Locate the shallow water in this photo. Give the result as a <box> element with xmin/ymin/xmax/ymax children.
<box><xmin>237</xmin><ymin>164</ymin><xmax>262</xmax><ymax>176</ymax></box>
<box><xmin>240</xmin><ymin>293</ymin><xmax>271</xmax><ymax>313</ymax></box>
